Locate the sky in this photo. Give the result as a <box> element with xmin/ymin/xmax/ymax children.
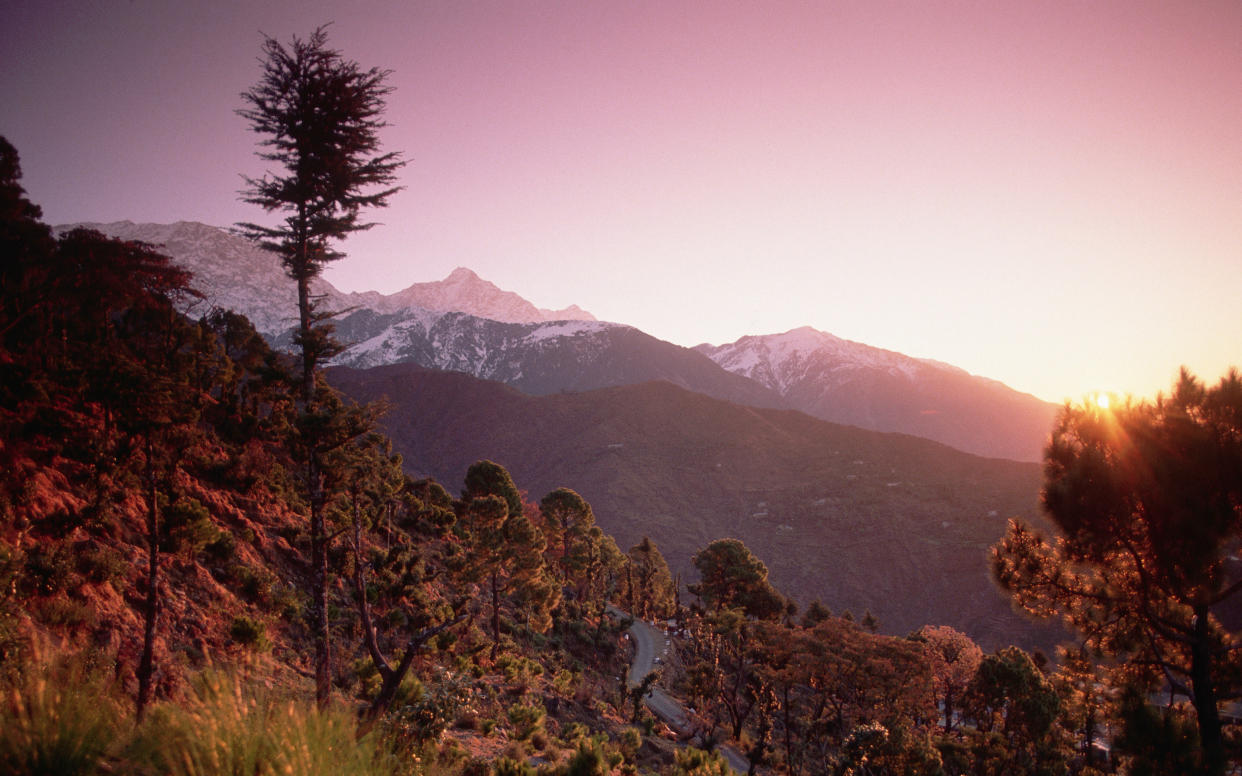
<box><xmin>3</xmin><ymin>1</ymin><xmax>1240</xmax><ymax>404</ymax></box>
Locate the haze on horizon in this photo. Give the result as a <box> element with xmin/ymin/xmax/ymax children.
<box><xmin>2</xmin><ymin>1</ymin><xmax>1239</xmax><ymax>405</ymax></box>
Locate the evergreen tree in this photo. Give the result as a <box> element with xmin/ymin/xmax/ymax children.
<box><xmin>690</xmin><ymin>538</ymin><xmax>783</xmax><ymax>620</ymax></box>
<box><xmin>627</xmin><ymin>536</ymin><xmax>674</xmax><ymax>620</ymax></box>
<box><xmin>911</xmin><ymin>624</ymin><xmax>982</xmax><ymax>732</ymax></box>
<box><xmin>539</xmin><ymin>487</ymin><xmax>595</xmax><ymax>590</ymax></box>
<box><xmin>237</xmin><ymin>26</ymin><xmax>404</xmax><ymax>707</ymax></box>
<box><xmin>457</xmin><ymin>461</ymin><xmax>556</xmax><ymax>659</ymax></box>
<box><xmin>994</xmin><ymin>369</ymin><xmax>1242</xmax><ymax>773</ymax></box>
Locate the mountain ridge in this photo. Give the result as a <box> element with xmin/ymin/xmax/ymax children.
<box><xmin>55</xmin><ymin>220</ymin><xmax>1053</xmax><ymax>461</ymax></box>
<box><xmin>697</xmin><ymin>326</ymin><xmax>1058</xmax><ymax>461</ymax></box>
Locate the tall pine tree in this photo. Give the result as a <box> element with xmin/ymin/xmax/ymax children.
<box><xmin>237</xmin><ymin>26</ymin><xmax>404</xmax><ymax>706</ymax></box>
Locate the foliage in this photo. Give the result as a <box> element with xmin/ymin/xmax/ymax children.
<box><xmin>994</xmin><ymin>369</ymin><xmax>1242</xmax><ymax>772</ymax></box>
<box><xmin>135</xmin><ymin>670</ymin><xmax>397</xmax><ymax>776</ymax></box>
<box><xmin>228</xmin><ymin>615</ymin><xmax>270</xmax><ymax>651</ymax></box>
<box><xmin>457</xmin><ymin>462</ymin><xmax>558</xmax><ymax>659</ymax></box>
<box><xmin>237</xmin><ymin>24</ymin><xmax>403</xmax><ymax>708</ymax></box>
<box><xmin>626</xmin><ymin>536</ymin><xmax>675</xmax><ymax>620</ymax></box>
<box><xmin>670</xmin><ymin>746</ymin><xmax>731</xmax><ymax>776</ymax></box>
<box><xmin>912</xmin><ymin>624</ymin><xmax>982</xmax><ymax>732</ymax></box>
<box><xmin>690</xmin><ymin>538</ymin><xmax>783</xmax><ymax>620</ymax></box>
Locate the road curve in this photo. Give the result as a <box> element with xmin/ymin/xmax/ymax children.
<box><xmin>608</xmin><ymin>606</ymin><xmax>750</xmax><ymax>774</ymax></box>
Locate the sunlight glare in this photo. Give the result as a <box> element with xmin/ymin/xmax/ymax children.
<box><xmin>1093</xmin><ymin>392</ymin><xmax>1111</xmax><ymax>410</ymax></box>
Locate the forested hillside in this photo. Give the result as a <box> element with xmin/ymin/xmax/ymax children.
<box><xmin>328</xmin><ymin>362</ymin><xmax>1051</xmax><ymax>649</ymax></box>
<box><xmin>3</xmin><ymin>23</ymin><xmax>1241</xmax><ymax>776</ymax></box>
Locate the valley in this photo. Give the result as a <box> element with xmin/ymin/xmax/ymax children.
<box><xmin>330</xmin><ymin>362</ymin><xmax>1056</xmax><ymax>649</ymax></box>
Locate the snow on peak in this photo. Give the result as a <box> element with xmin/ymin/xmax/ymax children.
<box><xmin>49</xmin><ymin>222</ymin><xmax>597</xmax><ymax>333</ymax></box>
<box><xmin>698</xmin><ymin>326</ymin><xmax>931</xmax><ymax>394</ymax></box>
<box><xmin>377</xmin><ymin>268</ymin><xmax>595</xmax><ymax>324</ymax></box>
<box><xmin>445</xmin><ymin>267</ymin><xmax>480</xmax><ymax>282</ymax></box>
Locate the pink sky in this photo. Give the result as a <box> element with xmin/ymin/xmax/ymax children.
<box><xmin>3</xmin><ymin>1</ymin><xmax>1239</xmax><ymax>403</ymax></box>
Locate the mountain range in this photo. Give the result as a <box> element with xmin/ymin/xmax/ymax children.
<box><xmin>56</xmin><ymin>220</ymin><xmax>1057</xmax><ymax>462</ymax></box>
<box><xmin>49</xmin><ymin>219</ymin><xmax>1066</xmax><ymax>646</ymax></box>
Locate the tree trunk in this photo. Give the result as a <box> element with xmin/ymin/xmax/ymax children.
<box><xmin>296</xmin><ymin>266</ymin><xmax>331</xmax><ymax>709</ymax></box>
<box><xmin>490</xmin><ymin>571</ymin><xmax>501</xmax><ymax>661</ymax></box>
<box><xmin>136</xmin><ymin>446</ymin><xmax>159</xmax><ymax>721</ymax></box>
<box><xmin>1190</xmin><ymin>609</ymin><xmax>1225</xmax><ymax>775</ymax></box>
<box><xmin>310</xmin><ymin>472</ymin><xmax>329</xmax><ymax>707</ymax></box>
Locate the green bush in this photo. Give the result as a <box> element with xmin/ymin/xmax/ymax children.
<box><xmin>162</xmin><ymin>498</ymin><xmax>219</xmax><ymax>555</ymax></box>
<box><xmin>227</xmin><ymin>616</ymin><xmax>269</xmax><ymax>651</ymax></box>
<box><xmin>76</xmin><ymin>544</ymin><xmax>128</xmax><ymax>585</ymax></box>
<box><xmin>493</xmin><ymin>756</ymin><xmax>536</xmax><ymax>776</ymax></box>
<box><xmin>505</xmin><ymin>702</ymin><xmax>546</xmax><ymax>741</ymax></box>
<box><xmin>565</xmin><ymin>740</ymin><xmax>609</xmax><ymax>776</ymax></box>
<box><xmin>36</xmin><ymin>597</ymin><xmax>96</xmax><ymax>629</ymax></box>
<box><xmin>20</xmin><ymin>544</ymin><xmax>74</xmax><ymax>596</ymax></box>
<box><xmin>203</xmin><ymin>531</ymin><xmax>237</xmax><ymax>563</ymax></box>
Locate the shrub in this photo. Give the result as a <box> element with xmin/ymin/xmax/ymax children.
<box><xmin>162</xmin><ymin>498</ymin><xmax>219</xmax><ymax>556</ymax></box>
<box><xmin>461</xmin><ymin>757</ymin><xmax>491</xmax><ymax>776</ymax></box>
<box><xmin>36</xmin><ymin>597</ymin><xmax>96</xmax><ymax>630</ymax></box>
<box><xmin>21</xmin><ymin>544</ymin><xmax>74</xmax><ymax>596</ymax></box>
<box><xmin>203</xmin><ymin>531</ymin><xmax>237</xmax><ymax>563</ymax></box>
<box><xmin>493</xmin><ymin>757</ymin><xmax>536</xmax><ymax>776</ymax></box>
<box><xmin>618</xmin><ymin>727</ymin><xmax>642</xmax><ymax>760</ymax></box>
<box><xmin>227</xmin><ymin>616</ymin><xmax>269</xmax><ymax>651</ymax></box>
<box><xmin>565</xmin><ymin>740</ymin><xmax>609</xmax><ymax>776</ymax></box>
<box><xmin>506</xmin><ymin>702</ymin><xmax>546</xmax><ymax>741</ymax></box>
<box><xmin>76</xmin><ymin>544</ymin><xmax>128</xmax><ymax>585</ymax></box>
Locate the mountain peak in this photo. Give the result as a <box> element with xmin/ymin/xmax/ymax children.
<box><xmin>445</xmin><ymin>267</ymin><xmax>481</xmax><ymax>282</ymax></box>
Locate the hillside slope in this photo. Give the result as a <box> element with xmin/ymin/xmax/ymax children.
<box><xmin>331</xmin><ymin>363</ymin><xmax>1053</xmax><ymax>649</ymax></box>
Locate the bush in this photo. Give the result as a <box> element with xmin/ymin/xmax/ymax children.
<box><xmin>227</xmin><ymin>616</ymin><xmax>269</xmax><ymax>651</ymax></box>
<box><xmin>162</xmin><ymin>498</ymin><xmax>219</xmax><ymax>556</ymax></box>
<box><xmin>36</xmin><ymin>597</ymin><xmax>96</xmax><ymax>630</ymax></box>
<box><xmin>493</xmin><ymin>757</ymin><xmax>536</xmax><ymax>776</ymax></box>
<box><xmin>76</xmin><ymin>544</ymin><xmax>128</xmax><ymax>585</ymax></box>
<box><xmin>21</xmin><ymin>544</ymin><xmax>74</xmax><ymax>596</ymax></box>
<box><xmin>203</xmin><ymin>531</ymin><xmax>237</xmax><ymax>563</ymax></box>
<box><xmin>565</xmin><ymin>740</ymin><xmax>609</xmax><ymax>776</ymax></box>
<box><xmin>506</xmin><ymin>702</ymin><xmax>546</xmax><ymax>741</ymax></box>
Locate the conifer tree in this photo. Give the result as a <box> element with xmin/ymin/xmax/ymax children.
<box><xmin>457</xmin><ymin>461</ymin><xmax>555</xmax><ymax>659</ymax></box>
<box><xmin>538</xmin><ymin>487</ymin><xmax>601</xmax><ymax>615</ymax></box>
<box><xmin>994</xmin><ymin>369</ymin><xmax>1242</xmax><ymax>773</ymax></box>
<box><xmin>689</xmin><ymin>538</ymin><xmax>783</xmax><ymax>620</ymax></box>
<box><xmin>627</xmin><ymin>536</ymin><xmax>674</xmax><ymax>620</ymax></box>
<box><xmin>237</xmin><ymin>26</ymin><xmax>404</xmax><ymax>706</ymax></box>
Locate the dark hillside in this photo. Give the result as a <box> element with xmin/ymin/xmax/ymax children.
<box><xmin>331</xmin><ymin>363</ymin><xmax>1055</xmax><ymax>649</ymax></box>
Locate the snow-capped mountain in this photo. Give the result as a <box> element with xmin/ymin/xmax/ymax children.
<box><xmin>51</xmin><ymin>221</ymin><xmax>595</xmax><ymax>334</ymax></box>
<box><xmin>54</xmin><ymin>221</ymin><xmax>1053</xmax><ymax>460</ymax></box>
<box><xmin>317</xmin><ymin>308</ymin><xmax>783</xmax><ymax>406</ymax></box>
<box><xmin>697</xmin><ymin>327</ymin><xmax>1057</xmax><ymax>462</ymax></box>
<box><xmin>53</xmin><ymin>221</ymin><xmax>780</xmax><ymax>409</ymax></box>
<box><xmin>369</xmin><ymin>267</ymin><xmax>595</xmax><ymax>324</ymax></box>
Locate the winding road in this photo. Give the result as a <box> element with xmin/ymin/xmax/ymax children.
<box><xmin>609</xmin><ymin>607</ymin><xmax>750</xmax><ymax>774</ymax></box>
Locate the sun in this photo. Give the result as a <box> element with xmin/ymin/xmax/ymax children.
<box><xmin>1093</xmin><ymin>392</ymin><xmax>1111</xmax><ymax>410</ymax></box>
